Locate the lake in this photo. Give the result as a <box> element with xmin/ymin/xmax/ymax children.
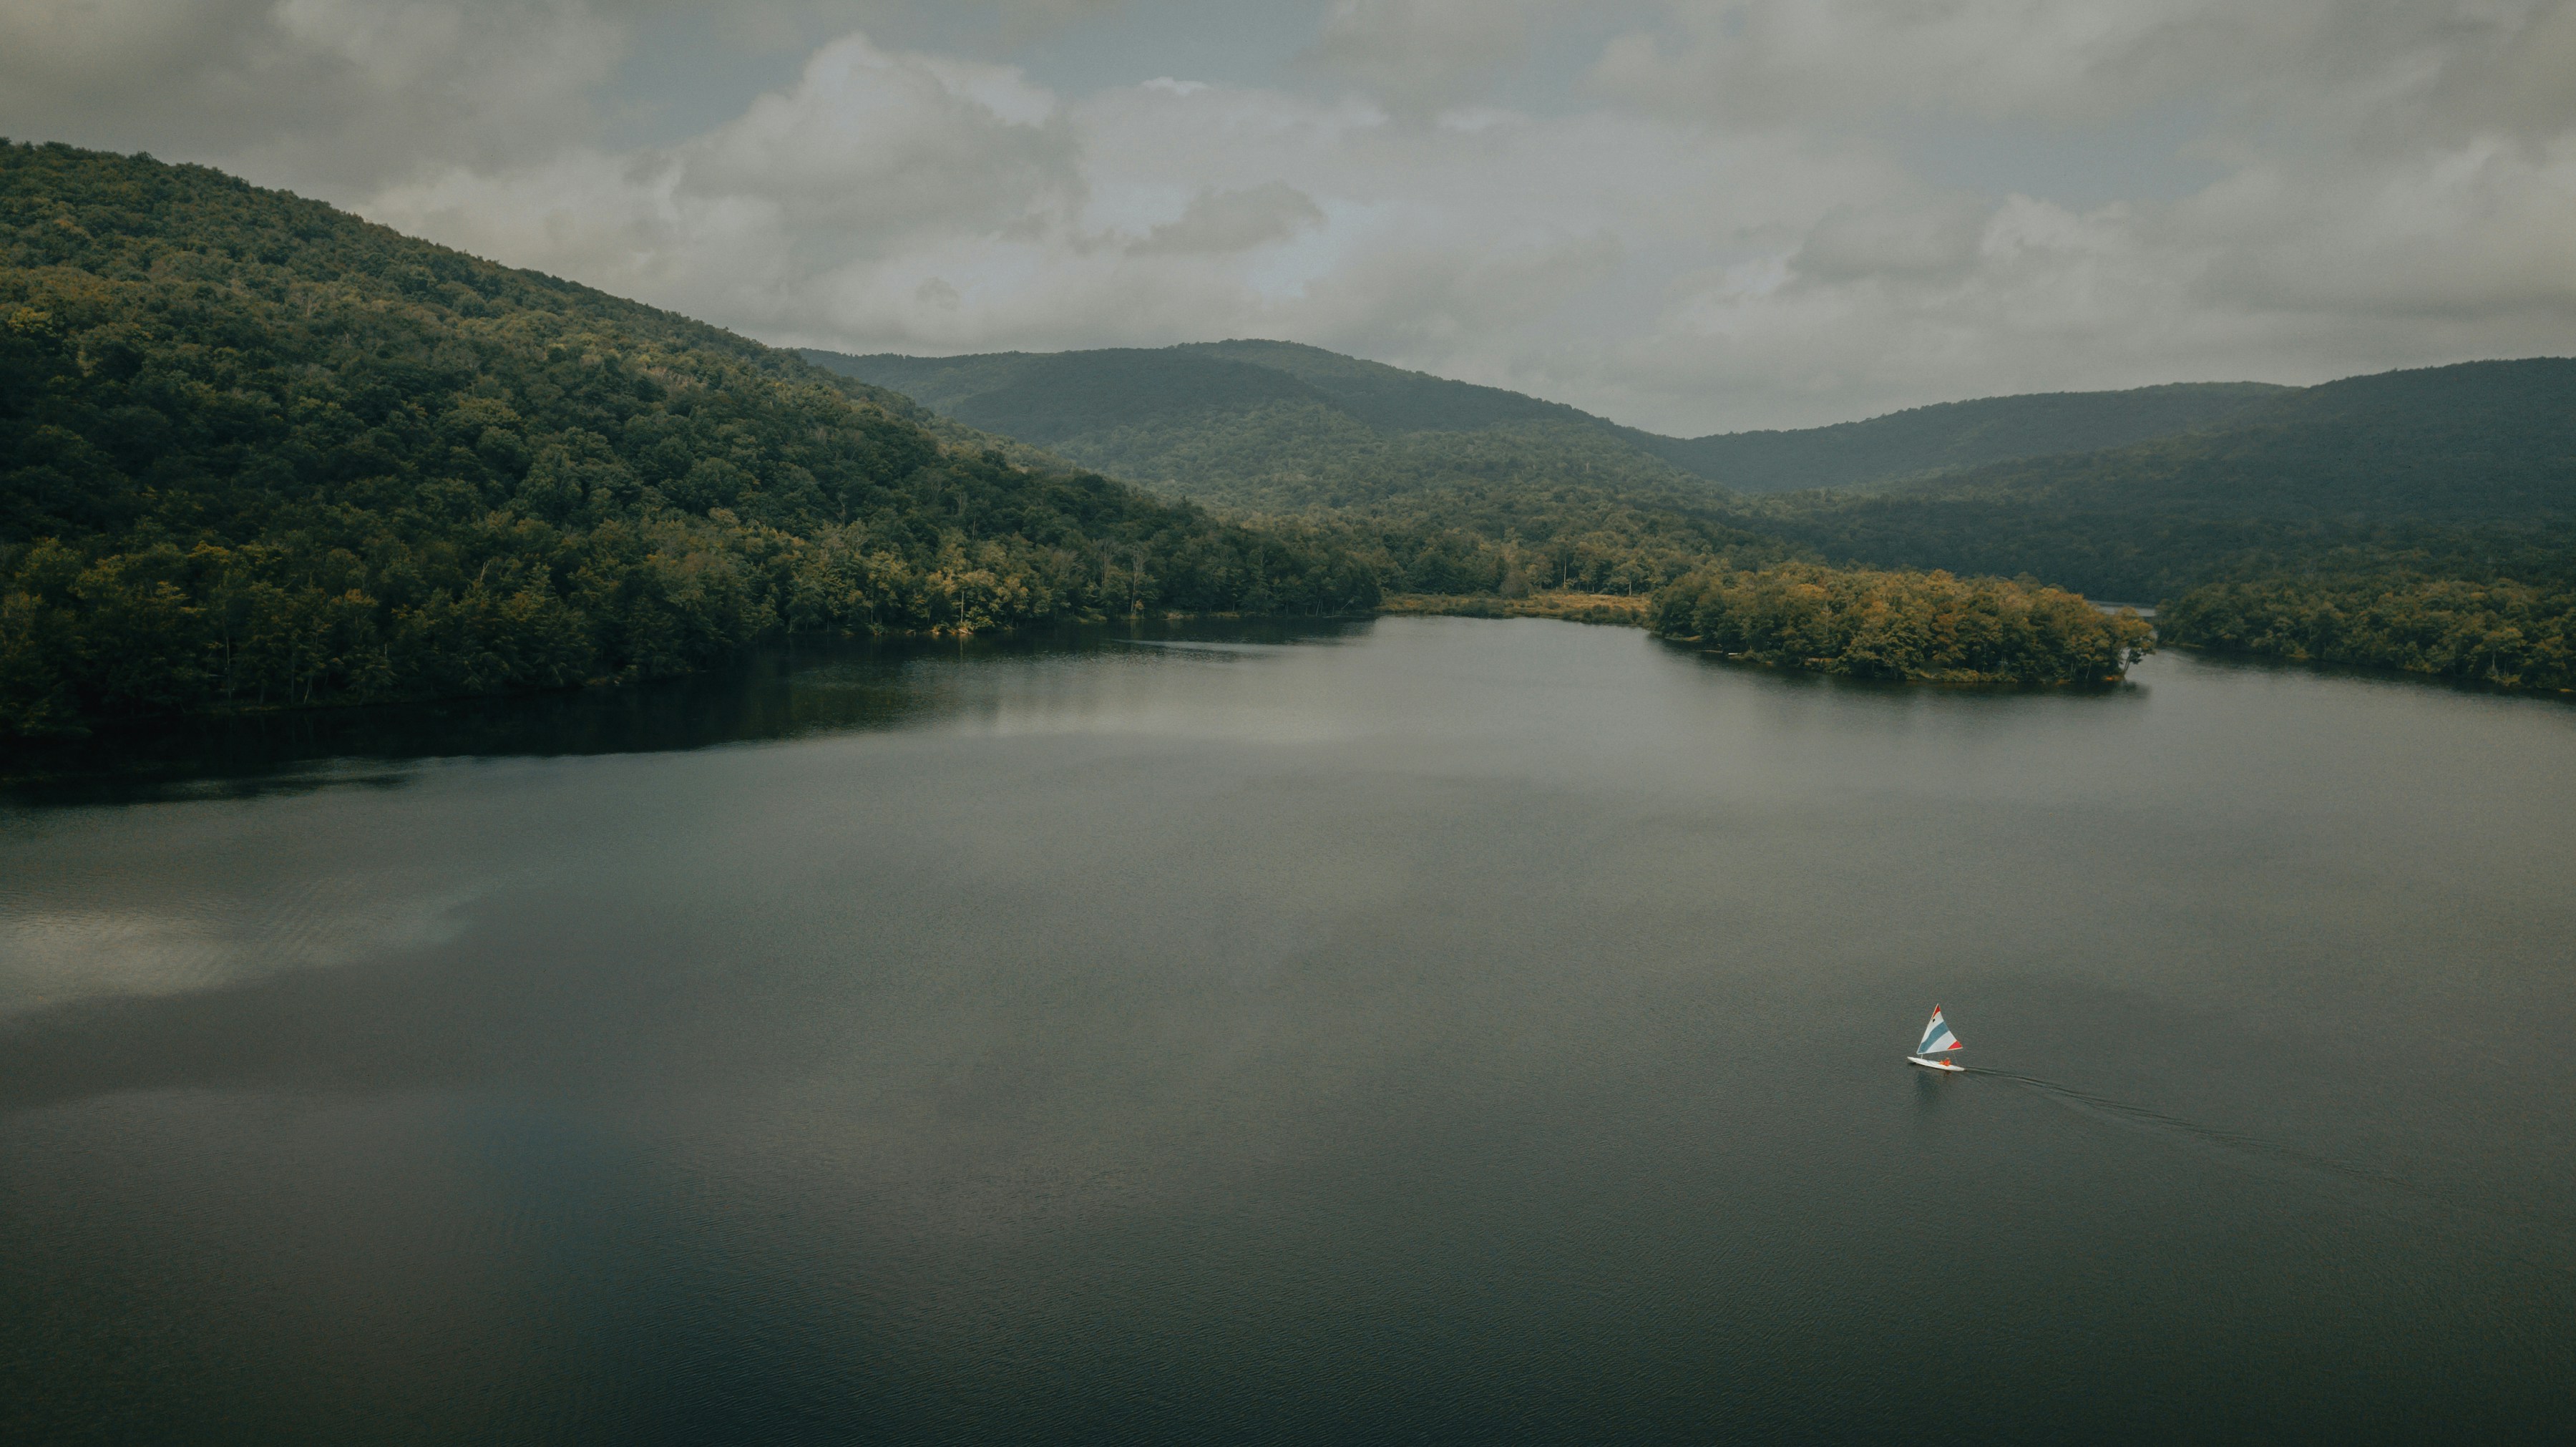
<box><xmin>4</xmin><ymin>617</ymin><xmax>2572</xmax><ymax>1443</ymax></box>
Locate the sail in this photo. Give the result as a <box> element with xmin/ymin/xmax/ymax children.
<box><xmin>1918</xmin><ymin>1006</ymin><xmax>1961</xmax><ymax>1056</ymax></box>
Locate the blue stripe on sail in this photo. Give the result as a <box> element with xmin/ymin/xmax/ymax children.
<box><xmin>1923</xmin><ymin>1028</ymin><xmax>1958</xmax><ymax>1053</ymax></box>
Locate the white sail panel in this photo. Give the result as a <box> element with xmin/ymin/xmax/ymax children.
<box><xmin>1918</xmin><ymin>1006</ymin><xmax>1961</xmax><ymax>1055</ymax></box>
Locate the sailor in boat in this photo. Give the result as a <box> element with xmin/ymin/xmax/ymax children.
<box><xmin>1908</xmin><ymin>1005</ymin><xmax>1963</xmax><ymax>1071</ymax></box>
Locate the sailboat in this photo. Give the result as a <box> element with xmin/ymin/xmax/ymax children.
<box><xmin>1907</xmin><ymin>1005</ymin><xmax>1965</xmax><ymax>1073</ymax></box>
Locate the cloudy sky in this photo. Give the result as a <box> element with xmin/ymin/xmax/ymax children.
<box><xmin>6</xmin><ymin>1</ymin><xmax>2572</xmax><ymax>433</ymax></box>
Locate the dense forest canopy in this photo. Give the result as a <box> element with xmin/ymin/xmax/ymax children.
<box><xmin>1649</xmin><ymin>562</ymin><xmax>2155</xmax><ymax>685</ymax></box>
<box><xmin>802</xmin><ymin>344</ymin><xmax>1719</xmax><ymax>513</ymax></box>
<box><xmin>821</xmin><ymin>336</ymin><xmax>2576</xmax><ymax>695</ymax></box>
<box><xmin>1172</xmin><ymin>340</ymin><xmax>1610</xmax><ymax>434</ymax></box>
<box><xmin>2157</xmin><ymin>573</ymin><xmax>2574</xmax><ymax>691</ymax></box>
<box><xmin>1736</xmin><ymin>359</ymin><xmax>2576</xmax><ymax>691</ymax></box>
<box><xmin>1625</xmin><ymin>383</ymin><xmax>2288</xmax><ymax>494</ymax></box>
<box><xmin>0</xmin><ymin>142</ymin><xmax>1377</xmax><ymax>736</ymax></box>
<box><xmin>805</xmin><ymin>343</ymin><xmax>1794</xmax><ymax>599</ymax></box>
<box><xmin>809</xmin><ymin>344</ymin><xmax>2298</xmax><ymax>499</ymax></box>
<box><xmin>1922</xmin><ymin>360</ymin><xmax>2572</xmax><ymax>522</ymax></box>
<box><xmin>808</xmin><ymin>340</ymin><xmax>1601</xmax><ymax>446</ymax></box>
<box><xmin>1757</xmin><ymin>358</ymin><xmax>2576</xmax><ymax>597</ymax></box>
<box><xmin>815</xmin><ymin>348</ymin><xmax>1350</xmax><ymax>450</ymax></box>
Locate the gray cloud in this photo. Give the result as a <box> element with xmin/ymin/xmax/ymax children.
<box><xmin>6</xmin><ymin>0</ymin><xmax>2571</xmax><ymax>434</ymax></box>
<box><xmin>1127</xmin><ymin>182</ymin><xmax>1326</xmax><ymax>255</ymax></box>
<box><xmin>0</xmin><ymin>0</ymin><xmax>623</xmax><ymax>190</ymax></box>
<box><xmin>674</xmin><ymin>35</ymin><xmax>1080</xmax><ymax>245</ymax></box>
<box><xmin>1586</xmin><ymin>1</ymin><xmax>2576</xmax><ymax>145</ymax></box>
<box><xmin>364</xmin><ymin>31</ymin><xmax>1083</xmax><ymax>335</ymax></box>
<box><xmin>1792</xmin><ymin>195</ymin><xmax>1994</xmax><ymax>286</ymax></box>
<box><xmin>1591</xmin><ymin>1</ymin><xmax>2280</xmax><ymax>127</ymax></box>
<box><xmin>1305</xmin><ymin>0</ymin><xmax>1538</xmax><ymax>117</ymax></box>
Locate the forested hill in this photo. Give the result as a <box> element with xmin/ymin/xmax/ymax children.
<box><xmin>806</xmin><ymin>342</ymin><xmax>2294</xmax><ymax>500</ymax></box>
<box><xmin>1751</xmin><ymin>357</ymin><xmax>2576</xmax><ymax>692</ymax></box>
<box><xmin>800</xmin><ymin>341</ymin><xmax>1702</xmax><ymax>514</ymax></box>
<box><xmin>816</xmin><ymin>340</ymin><xmax>1603</xmax><ymax>447</ymax></box>
<box><xmin>1765</xmin><ymin>357</ymin><xmax>2576</xmax><ymax>600</ymax></box>
<box><xmin>0</xmin><ymin>142</ymin><xmax>1377</xmax><ymax>736</ymax></box>
<box><xmin>806</xmin><ymin>339</ymin><xmax>2576</xmax><ymax>692</ymax></box>
<box><xmin>804</xmin><ymin>341</ymin><xmax>1793</xmax><ymax>600</ymax></box>
<box><xmin>1900</xmin><ymin>359</ymin><xmax>2575</xmax><ymax>524</ymax></box>
<box><xmin>1624</xmin><ymin>383</ymin><xmax>2287</xmax><ymax>493</ymax></box>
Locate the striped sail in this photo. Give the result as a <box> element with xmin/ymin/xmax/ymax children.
<box><xmin>1918</xmin><ymin>1006</ymin><xmax>1961</xmax><ymax>1056</ymax></box>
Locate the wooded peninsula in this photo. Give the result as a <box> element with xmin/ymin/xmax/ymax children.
<box><xmin>1649</xmin><ymin>563</ymin><xmax>2153</xmax><ymax>685</ymax></box>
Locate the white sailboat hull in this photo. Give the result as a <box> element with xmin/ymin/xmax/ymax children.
<box><xmin>1906</xmin><ymin>1055</ymin><xmax>1964</xmax><ymax>1073</ymax></box>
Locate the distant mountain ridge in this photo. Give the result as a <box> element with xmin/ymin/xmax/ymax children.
<box><xmin>817</xmin><ymin>341</ymin><xmax>1599</xmax><ymax>447</ymax></box>
<box><xmin>805</xmin><ymin>341</ymin><xmax>1792</xmax><ymax>598</ymax></box>
<box><xmin>1621</xmin><ymin>383</ymin><xmax>2289</xmax><ymax>494</ymax></box>
<box><xmin>1767</xmin><ymin>356</ymin><xmax>2576</xmax><ymax>600</ymax></box>
<box><xmin>806</xmin><ymin>340</ymin><xmax>2576</xmax><ymax>672</ymax></box>
<box><xmin>1886</xmin><ymin>359</ymin><xmax>2576</xmax><ymax>524</ymax></box>
<box><xmin>802</xmin><ymin>342</ymin><xmax>1715</xmax><ymax>516</ymax></box>
<box><xmin>801</xmin><ymin>341</ymin><xmax>2293</xmax><ymax>502</ymax></box>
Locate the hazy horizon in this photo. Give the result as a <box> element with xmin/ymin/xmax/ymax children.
<box><xmin>6</xmin><ymin>1</ymin><xmax>2572</xmax><ymax>430</ymax></box>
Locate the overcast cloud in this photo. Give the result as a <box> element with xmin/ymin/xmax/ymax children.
<box><xmin>5</xmin><ymin>0</ymin><xmax>2570</xmax><ymax>432</ymax></box>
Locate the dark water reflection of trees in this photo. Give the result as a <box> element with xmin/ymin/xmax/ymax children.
<box><xmin>4</xmin><ymin>618</ymin><xmax>1371</xmax><ymax>807</ymax></box>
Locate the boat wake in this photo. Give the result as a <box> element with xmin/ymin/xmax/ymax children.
<box><xmin>1953</xmin><ymin>1066</ymin><xmax>2576</xmax><ymax>1275</ymax></box>
<box><xmin>1899</xmin><ymin>1013</ymin><xmax>2573</xmax><ymax>1273</ymax></box>
<box><xmin>1958</xmin><ymin>1065</ymin><xmax>2415</xmax><ymax>1197</ymax></box>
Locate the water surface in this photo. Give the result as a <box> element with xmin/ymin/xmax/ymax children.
<box><xmin>5</xmin><ymin>618</ymin><xmax>2572</xmax><ymax>1443</ymax></box>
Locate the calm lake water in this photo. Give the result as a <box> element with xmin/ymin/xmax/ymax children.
<box><xmin>4</xmin><ymin>618</ymin><xmax>2573</xmax><ymax>1443</ymax></box>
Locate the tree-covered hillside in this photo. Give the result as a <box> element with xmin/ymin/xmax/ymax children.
<box><xmin>801</xmin><ymin>341</ymin><xmax>1707</xmax><ymax>512</ymax></box>
<box><xmin>1737</xmin><ymin>358</ymin><xmax>2576</xmax><ymax>691</ymax></box>
<box><xmin>808</xmin><ymin>340</ymin><xmax>1599</xmax><ymax>447</ymax></box>
<box><xmin>1759</xmin><ymin>359</ymin><xmax>2576</xmax><ymax>601</ymax></box>
<box><xmin>1178</xmin><ymin>340</ymin><xmax>1604</xmax><ymax>434</ymax></box>
<box><xmin>2159</xmin><ymin>572</ymin><xmax>2572</xmax><ymax>692</ymax></box>
<box><xmin>1626</xmin><ymin>382</ymin><xmax>2287</xmax><ymax>493</ymax></box>
<box><xmin>811</xmin><ymin>342</ymin><xmax>2295</xmax><ymax>500</ymax></box>
<box><xmin>814</xmin><ymin>347</ymin><xmax>1343</xmax><ymax>450</ymax></box>
<box><xmin>812</xmin><ymin>340</ymin><xmax>2576</xmax><ymax>692</ymax></box>
<box><xmin>1906</xmin><ymin>360</ymin><xmax>2574</xmax><ymax>524</ymax></box>
<box><xmin>805</xmin><ymin>341</ymin><xmax>1791</xmax><ymax>598</ymax></box>
<box><xmin>0</xmin><ymin>143</ymin><xmax>1377</xmax><ymax>736</ymax></box>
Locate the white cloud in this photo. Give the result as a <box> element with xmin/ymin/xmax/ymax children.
<box><xmin>1127</xmin><ymin>182</ymin><xmax>1326</xmax><ymax>255</ymax></box>
<box><xmin>1593</xmin><ymin>0</ymin><xmax>2265</xmax><ymax>126</ymax></box>
<box><xmin>0</xmin><ymin>0</ymin><xmax>624</xmax><ymax>187</ymax></box>
<box><xmin>366</xmin><ymin>31</ymin><xmax>1083</xmax><ymax>335</ymax></box>
<box><xmin>1307</xmin><ymin>0</ymin><xmax>1539</xmax><ymax>117</ymax></box>
<box><xmin>2189</xmin><ymin>133</ymin><xmax>2576</xmax><ymax>319</ymax></box>
<box><xmin>1586</xmin><ymin>1</ymin><xmax>2576</xmax><ymax>157</ymax></box>
<box><xmin>1792</xmin><ymin>193</ymin><xmax>1994</xmax><ymax>286</ymax></box>
<box><xmin>677</xmin><ymin>36</ymin><xmax>1076</xmax><ymax>245</ymax></box>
